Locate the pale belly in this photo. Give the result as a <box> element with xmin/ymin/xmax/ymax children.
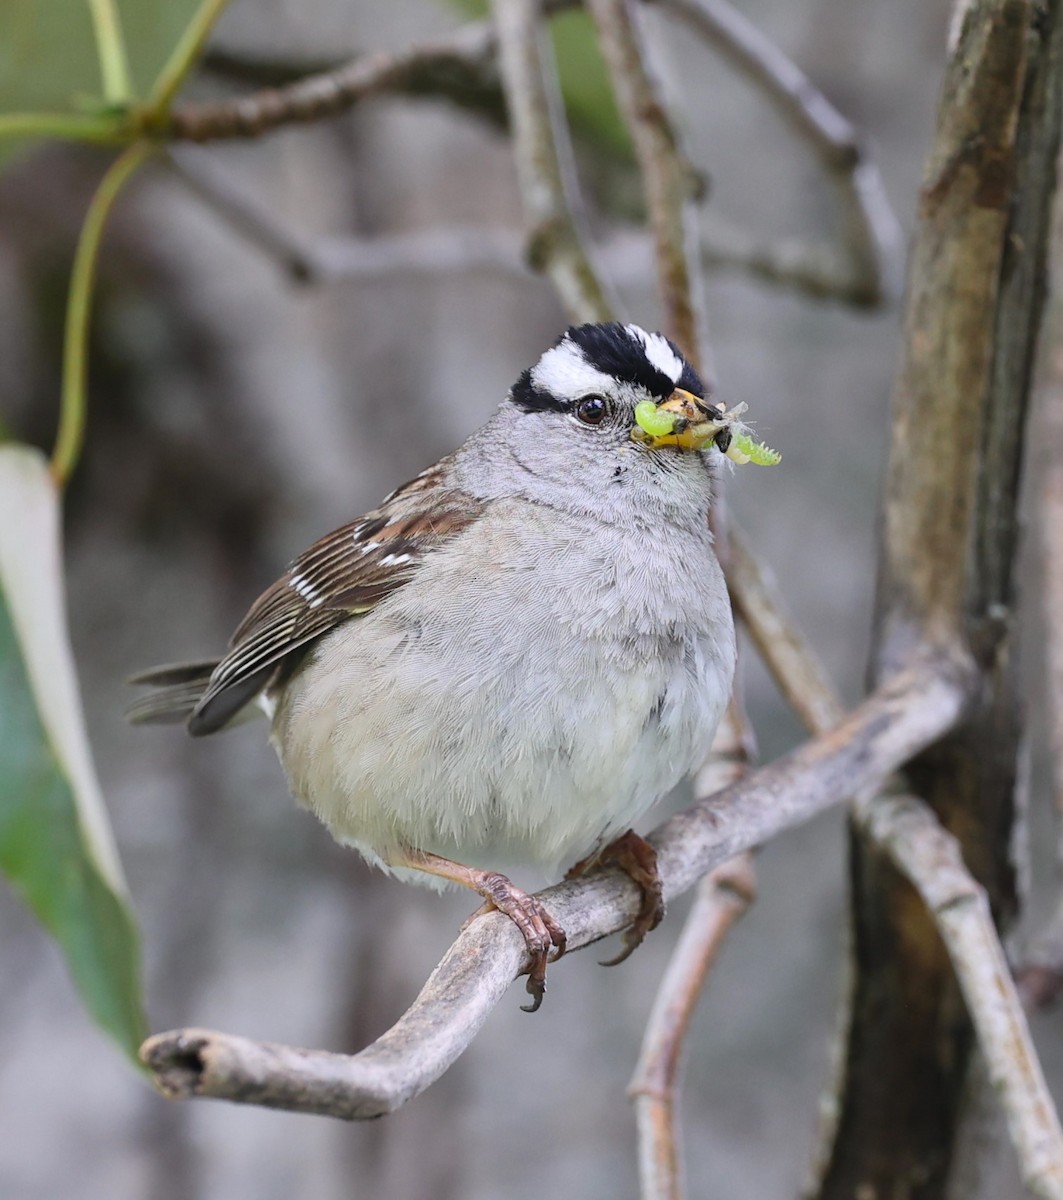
<box><xmin>269</xmin><ymin>504</ymin><xmax>735</xmax><ymax>886</ymax></box>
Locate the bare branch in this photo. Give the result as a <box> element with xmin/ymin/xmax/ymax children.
<box><xmin>722</xmin><ymin>518</ymin><xmax>1063</xmax><ymax>1195</ymax></box>
<box><xmin>141</xmin><ymin>655</ymin><xmax>972</xmax><ymax>1119</ymax></box>
<box><xmin>726</xmin><ymin>527</ymin><xmax>844</xmax><ymax>735</ymax></box>
<box><xmin>586</xmin><ymin>0</ymin><xmax>708</xmax><ymax>363</ymax></box>
<box><xmin>491</xmin><ymin>0</ymin><xmax>612</xmax><ymax>323</ymax></box>
<box><xmin>629</xmin><ymin>852</ymin><xmax>756</xmax><ymax>1200</ymax></box>
<box><xmin>167</xmin><ymin>145</ymin><xmax>531</xmax><ymax>284</ymax></box>
<box><xmin>1043</xmin><ymin>325</ymin><xmax>1063</xmax><ymax>825</ymax></box>
<box><xmin>1013</xmin><ymin>193</ymin><xmax>1063</xmax><ymax>1011</ymax></box>
<box><xmin>819</xmin><ymin>4</ymin><xmax>1063</xmax><ymax>1192</ymax></box>
<box><xmin>1017</xmin><ymin>895</ymin><xmax>1063</xmax><ymax>1010</ymax></box>
<box><xmin>854</xmin><ymin>791</ymin><xmax>1063</xmax><ymax>1200</ymax></box>
<box><xmin>166</xmin><ymin>22</ymin><xmax>500</xmax><ymax>142</ymax></box>
<box><xmin>657</xmin><ymin>0</ymin><xmax>901</xmax><ymax>306</ymax></box>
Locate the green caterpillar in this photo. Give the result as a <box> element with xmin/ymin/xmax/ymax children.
<box><xmin>634</xmin><ymin>400</ymin><xmax>677</xmax><ymax>438</ymax></box>
<box><xmin>728</xmin><ymin>428</ymin><xmax>782</xmax><ymax>467</ymax></box>
<box><xmin>634</xmin><ymin>399</ymin><xmax>781</xmax><ymax>466</ymax></box>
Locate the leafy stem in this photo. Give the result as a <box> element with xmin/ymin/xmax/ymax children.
<box><xmin>51</xmin><ymin>141</ymin><xmax>156</xmax><ymax>487</ymax></box>
<box><xmin>147</xmin><ymin>0</ymin><xmax>233</xmax><ymax>116</ymax></box>
<box><xmin>0</xmin><ymin>111</ymin><xmax>132</xmax><ymax>144</ymax></box>
<box><xmin>87</xmin><ymin>0</ymin><xmax>135</xmax><ymax>105</ymax></box>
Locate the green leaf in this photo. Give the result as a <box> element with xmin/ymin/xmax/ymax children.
<box><xmin>0</xmin><ymin>444</ymin><xmax>146</xmax><ymax>1063</ymax></box>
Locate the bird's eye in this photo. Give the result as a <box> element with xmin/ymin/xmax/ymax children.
<box><xmin>575</xmin><ymin>395</ymin><xmax>608</xmax><ymax>425</ymax></box>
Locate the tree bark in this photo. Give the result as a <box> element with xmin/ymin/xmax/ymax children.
<box><xmin>818</xmin><ymin>3</ymin><xmax>1063</xmax><ymax>1197</ymax></box>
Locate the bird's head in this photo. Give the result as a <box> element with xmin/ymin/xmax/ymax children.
<box><xmin>507</xmin><ymin>322</ymin><xmax>732</xmax><ymax>456</ymax></box>
<box><xmin>455</xmin><ymin>322</ymin><xmax>767</xmax><ymax>528</ymax></box>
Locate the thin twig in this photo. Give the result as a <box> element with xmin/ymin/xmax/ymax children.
<box><xmin>492</xmin><ymin>0</ymin><xmax>612</xmax><ymax>322</ymax></box>
<box><xmin>141</xmin><ymin>655</ymin><xmax>972</xmax><ymax>1118</ymax></box>
<box><xmin>166</xmin><ymin>147</ymin><xmax>531</xmax><ymax>284</ymax></box>
<box><xmin>726</xmin><ymin>527</ymin><xmax>844</xmax><ymax>734</ymax></box>
<box><xmin>1044</xmin><ymin>318</ymin><xmax>1063</xmax><ymax>828</ymax></box>
<box><xmin>159</xmin><ymin>2</ymin><xmax>897</xmax><ymax>308</ymax></box>
<box><xmin>52</xmin><ymin>142</ymin><xmax>156</xmax><ymax>486</ymax></box>
<box><xmin>1014</xmin><ymin>197</ymin><xmax>1063</xmax><ymax>1010</ymax></box>
<box><xmin>148</xmin><ymin>0</ymin><xmax>233</xmax><ymax>116</ymax></box>
<box><xmin>87</xmin><ymin>0</ymin><xmax>134</xmax><ymax>106</ymax></box>
<box><xmin>722</xmin><ymin>515</ymin><xmax>1063</xmax><ymax>1196</ymax></box>
<box><xmin>854</xmin><ymin>791</ymin><xmax>1063</xmax><ymax>1200</ymax></box>
<box><xmin>628</xmin><ymin>851</ymin><xmax>756</xmax><ymax>1200</ymax></box>
<box><xmin>657</xmin><ymin>0</ymin><xmax>901</xmax><ymax>306</ymax></box>
<box><xmin>587</xmin><ymin>0</ymin><xmax>708</xmax><ymax>363</ymax></box>
<box><xmin>166</xmin><ymin>22</ymin><xmax>499</xmax><ymax>142</ymax></box>
<box><xmin>629</xmin><ymin>681</ymin><xmax>758</xmax><ymax>1200</ymax></box>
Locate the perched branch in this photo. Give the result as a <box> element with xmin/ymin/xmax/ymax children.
<box><xmin>491</xmin><ymin>0</ymin><xmax>612</xmax><ymax>322</ymax></box>
<box><xmin>854</xmin><ymin>791</ymin><xmax>1063</xmax><ymax>1200</ymax></box>
<box><xmin>142</xmin><ymin>654</ymin><xmax>972</xmax><ymax>1119</ymax></box>
<box><xmin>659</xmin><ymin>0</ymin><xmax>900</xmax><ymax>305</ymax></box>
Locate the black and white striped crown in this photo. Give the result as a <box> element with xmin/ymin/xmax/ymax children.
<box><xmin>510</xmin><ymin>322</ymin><xmax>705</xmax><ymax>413</ymax></box>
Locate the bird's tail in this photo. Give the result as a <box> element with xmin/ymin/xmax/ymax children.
<box><xmin>125</xmin><ymin>660</ymin><xmax>219</xmax><ymax>726</ymax></box>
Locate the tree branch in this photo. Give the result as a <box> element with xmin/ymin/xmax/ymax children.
<box><xmin>141</xmin><ymin>654</ymin><xmax>972</xmax><ymax>1119</ymax></box>
<box><xmin>587</xmin><ymin>0</ymin><xmax>709</xmax><ymax>363</ymax></box>
<box><xmin>658</xmin><ymin>0</ymin><xmax>900</xmax><ymax>306</ymax></box>
<box><xmin>819</xmin><ymin>3</ymin><xmax>1063</xmax><ymax>1194</ymax></box>
<box><xmin>854</xmin><ymin>791</ymin><xmax>1063</xmax><ymax>1200</ymax></box>
<box><xmin>166</xmin><ymin>145</ymin><xmax>532</xmax><ymax>284</ymax></box>
<box><xmin>491</xmin><ymin>0</ymin><xmax>612</xmax><ymax>322</ymax></box>
<box><xmin>165</xmin><ymin>22</ymin><xmax>500</xmax><ymax>142</ymax></box>
<box><xmin>628</xmin><ymin>851</ymin><xmax>756</xmax><ymax>1200</ymax></box>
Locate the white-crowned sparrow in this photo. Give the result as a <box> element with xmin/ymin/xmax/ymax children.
<box><xmin>130</xmin><ymin>322</ymin><xmax>738</xmax><ymax>1008</ymax></box>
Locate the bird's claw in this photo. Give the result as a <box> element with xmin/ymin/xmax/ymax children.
<box><xmin>464</xmin><ymin>873</ymin><xmax>567</xmax><ymax>1013</ymax></box>
<box><xmin>567</xmin><ymin>829</ymin><xmax>664</xmax><ymax>967</ymax></box>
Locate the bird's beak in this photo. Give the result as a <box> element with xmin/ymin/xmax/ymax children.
<box><xmin>631</xmin><ymin>389</ymin><xmax>730</xmax><ymax>451</ymax></box>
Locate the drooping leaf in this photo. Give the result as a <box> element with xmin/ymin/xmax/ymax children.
<box><xmin>0</xmin><ymin>444</ymin><xmax>146</xmax><ymax>1062</ymax></box>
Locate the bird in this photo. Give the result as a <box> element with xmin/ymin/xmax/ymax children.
<box><xmin>129</xmin><ymin>321</ymin><xmax>738</xmax><ymax>1010</ymax></box>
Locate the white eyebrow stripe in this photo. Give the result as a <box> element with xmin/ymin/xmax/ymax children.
<box><xmin>627</xmin><ymin>324</ymin><xmax>683</xmax><ymax>384</ymax></box>
<box><xmin>531</xmin><ymin>340</ymin><xmax>615</xmax><ymax>402</ymax></box>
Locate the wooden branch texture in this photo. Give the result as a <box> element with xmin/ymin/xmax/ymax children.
<box><xmin>818</xmin><ymin>4</ymin><xmax>1063</xmax><ymax>1197</ymax></box>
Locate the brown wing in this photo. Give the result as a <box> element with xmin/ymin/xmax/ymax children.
<box><xmin>188</xmin><ymin>464</ymin><xmax>483</xmax><ymax>734</ymax></box>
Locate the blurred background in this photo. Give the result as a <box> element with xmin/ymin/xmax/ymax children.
<box><xmin>1</xmin><ymin>0</ymin><xmax>1060</xmax><ymax>1196</ymax></box>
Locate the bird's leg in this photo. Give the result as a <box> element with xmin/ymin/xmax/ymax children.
<box><xmin>392</xmin><ymin>848</ymin><xmax>566</xmax><ymax>1013</ymax></box>
<box><xmin>566</xmin><ymin>829</ymin><xmax>664</xmax><ymax>966</ymax></box>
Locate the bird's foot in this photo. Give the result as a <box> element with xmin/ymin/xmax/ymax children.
<box><xmin>393</xmin><ymin>848</ymin><xmax>566</xmax><ymax>1012</ymax></box>
<box><xmin>566</xmin><ymin>829</ymin><xmax>664</xmax><ymax>966</ymax></box>
<box><xmin>464</xmin><ymin>873</ymin><xmax>567</xmax><ymax>1013</ymax></box>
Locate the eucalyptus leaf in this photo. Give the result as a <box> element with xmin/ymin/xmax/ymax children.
<box><xmin>0</xmin><ymin>444</ymin><xmax>146</xmax><ymax>1063</ymax></box>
